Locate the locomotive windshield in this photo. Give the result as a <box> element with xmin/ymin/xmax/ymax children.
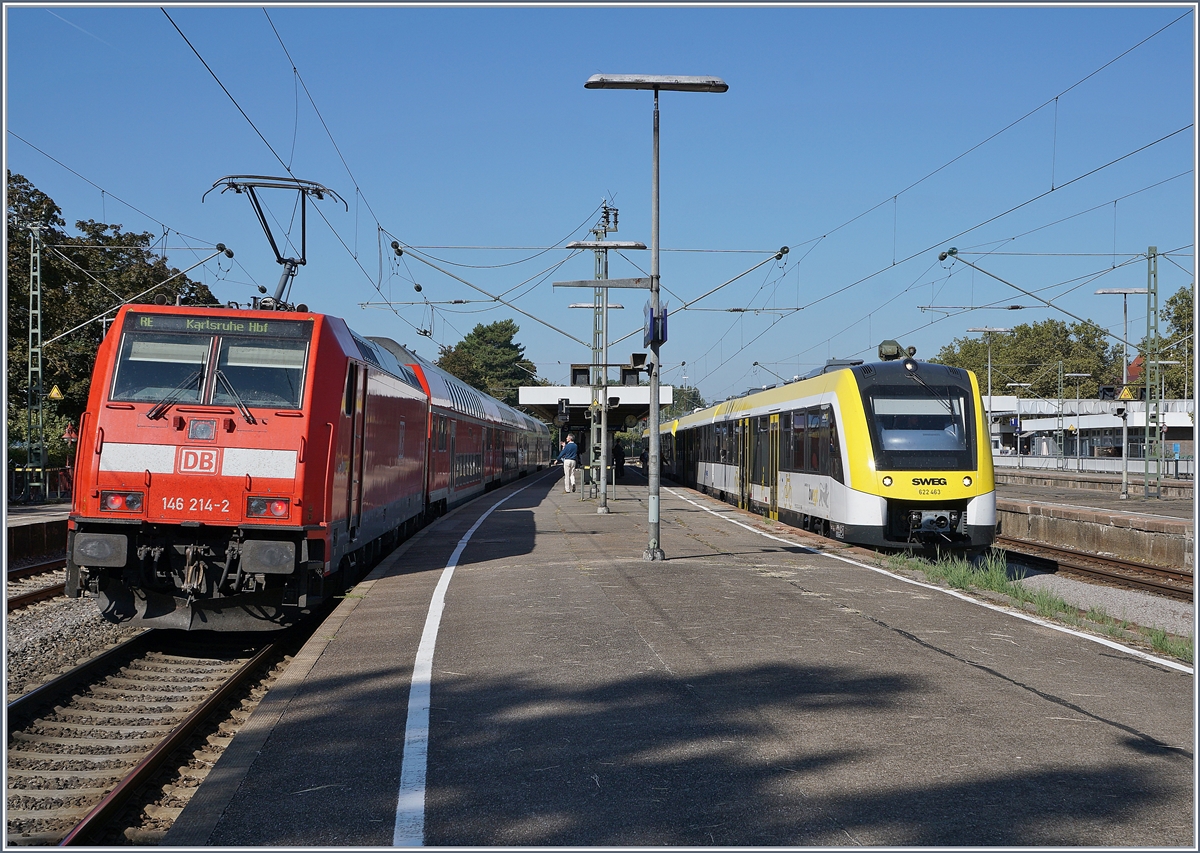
<box><xmin>111</xmin><ymin>313</ymin><xmax>312</xmax><ymax>409</ymax></box>
<box><xmin>860</xmin><ymin>382</ymin><xmax>975</xmax><ymax>471</ymax></box>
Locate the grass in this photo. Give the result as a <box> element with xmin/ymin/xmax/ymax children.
<box><xmin>885</xmin><ymin>548</ymin><xmax>1194</xmax><ymax>665</ymax></box>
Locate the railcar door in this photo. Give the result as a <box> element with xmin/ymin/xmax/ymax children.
<box><xmin>347</xmin><ymin>364</ymin><xmax>367</xmax><ymax>537</ymax></box>
<box><xmin>768</xmin><ymin>414</ymin><xmax>780</xmax><ymax>520</ymax></box>
<box><xmin>738</xmin><ymin>417</ymin><xmax>752</xmax><ymax>510</ymax></box>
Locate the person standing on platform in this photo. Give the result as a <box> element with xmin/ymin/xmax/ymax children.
<box><xmin>612</xmin><ymin>442</ymin><xmax>625</xmax><ymax>478</ymax></box>
<box><xmin>558</xmin><ymin>434</ymin><xmax>580</xmax><ymax>493</ymax></box>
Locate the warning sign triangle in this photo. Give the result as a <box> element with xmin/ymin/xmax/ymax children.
<box><xmin>1117</xmin><ymin>385</ymin><xmax>1134</xmax><ymax>400</ymax></box>
<box><xmin>47</xmin><ymin>385</ymin><xmax>64</xmax><ymax>401</ymax></box>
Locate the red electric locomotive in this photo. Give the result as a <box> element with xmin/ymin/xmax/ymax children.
<box><xmin>67</xmin><ymin>302</ymin><xmax>549</xmax><ymax>631</ymax></box>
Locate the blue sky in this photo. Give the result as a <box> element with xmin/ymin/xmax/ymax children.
<box><xmin>5</xmin><ymin>4</ymin><xmax>1195</xmax><ymax>403</ymax></box>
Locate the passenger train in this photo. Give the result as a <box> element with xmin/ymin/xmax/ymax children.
<box><xmin>66</xmin><ymin>302</ymin><xmax>551</xmax><ymax>631</ymax></box>
<box><xmin>660</xmin><ymin>344</ymin><xmax>996</xmax><ymax>554</ymax></box>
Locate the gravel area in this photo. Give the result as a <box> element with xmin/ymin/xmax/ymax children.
<box><xmin>5</xmin><ymin>595</ymin><xmax>142</xmax><ymax>700</ymax></box>
<box><xmin>1015</xmin><ymin>567</ymin><xmax>1195</xmax><ymax>638</ymax></box>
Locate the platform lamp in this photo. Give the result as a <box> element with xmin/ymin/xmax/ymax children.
<box><xmin>585</xmin><ymin>72</ymin><xmax>728</xmax><ymax>561</ymax></box>
<box><xmin>1095</xmin><ymin>288</ymin><xmax>1147</xmax><ymax>499</ymax></box>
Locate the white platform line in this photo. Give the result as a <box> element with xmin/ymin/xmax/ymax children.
<box><xmin>392</xmin><ymin>474</ymin><xmax>544</xmax><ymax>847</ymax></box>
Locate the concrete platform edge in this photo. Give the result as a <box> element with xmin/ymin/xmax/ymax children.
<box><xmin>163</xmin><ymin>505</ymin><xmax>459</xmax><ymax>846</ymax></box>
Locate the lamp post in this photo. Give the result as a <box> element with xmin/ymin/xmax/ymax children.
<box><xmin>968</xmin><ymin>327</ymin><xmax>1011</xmax><ymax>451</ymax></box>
<box><xmin>586</xmin><ymin>73</ymin><xmax>728</xmax><ymax>560</ymax></box>
<box><xmin>1095</xmin><ymin>288</ymin><xmax>1147</xmax><ymax>499</ymax></box>
<box><xmin>568</xmin><ymin>293</ymin><xmax>629</xmax><ymax>514</ymax></box>
<box><xmin>1157</xmin><ymin>361</ymin><xmax>1181</xmax><ymax>476</ymax></box>
<box><xmin>1007</xmin><ymin>383</ymin><xmax>1031</xmax><ymax>465</ymax></box>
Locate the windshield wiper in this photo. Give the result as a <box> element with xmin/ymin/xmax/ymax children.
<box><xmin>146</xmin><ymin>368</ymin><xmax>204</xmax><ymax>420</ymax></box>
<box><xmin>906</xmin><ymin>369</ymin><xmax>955</xmax><ymax>415</ymax></box>
<box><xmin>215</xmin><ymin>370</ymin><xmax>258</xmax><ymax>424</ymax></box>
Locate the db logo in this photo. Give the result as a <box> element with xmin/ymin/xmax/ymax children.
<box><xmin>178</xmin><ymin>447</ymin><xmax>221</xmax><ymax>474</ymax></box>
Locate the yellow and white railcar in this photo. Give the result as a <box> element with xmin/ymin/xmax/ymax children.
<box><xmin>661</xmin><ymin>356</ymin><xmax>995</xmax><ymax>554</ymax></box>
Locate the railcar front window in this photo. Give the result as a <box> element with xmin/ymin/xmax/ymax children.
<box><xmin>862</xmin><ymin>384</ymin><xmax>975</xmax><ymax>471</ymax></box>
<box><xmin>111</xmin><ymin>334</ymin><xmax>211</xmax><ymax>402</ymax></box>
<box><xmin>213</xmin><ymin>339</ymin><xmax>308</xmax><ymax>409</ymax></box>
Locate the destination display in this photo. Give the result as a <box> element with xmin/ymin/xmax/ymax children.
<box><xmin>124</xmin><ymin>312</ymin><xmax>312</xmax><ymax>338</ymax></box>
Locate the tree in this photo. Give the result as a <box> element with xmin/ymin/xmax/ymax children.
<box><xmin>665</xmin><ymin>385</ymin><xmax>707</xmax><ymax>419</ymax></box>
<box><xmin>932</xmin><ymin>318</ymin><xmax>1118</xmax><ymax>401</ymax></box>
<box><xmin>436</xmin><ymin>319</ymin><xmax>540</xmax><ymax>408</ymax></box>
<box><xmin>6</xmin><ymin>172</ymin><xmax>217</xmax><ymax>444</ymax></box>
<box><xmin>1153</xmin><ymin>286</ymin><xmax>1192</xmax><ymax>399</ymax></box>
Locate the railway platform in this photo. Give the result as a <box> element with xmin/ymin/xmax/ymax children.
<box><xmin>166</xmin><ymin>467</ymin><xmax>1192</xmax><ymax>847</ymax></box>
<box><xmin>995</xmin><ymin>474</ymin><xmax>1193</xmax><ymax>569</ymax></box>
<box><xmin>5</xmin><ymin>504</ymin><xmax>70</xmax><ymax>562</ymax></box>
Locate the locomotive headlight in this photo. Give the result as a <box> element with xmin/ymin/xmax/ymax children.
<box><xmin>101</xmin><ymin>490</ymin><xmax>144</xmax><ymax>512</ymax></box>
<box><xmin>188</xmin><ymin>419</ymin><xmax>217</xmax><ymax>440</ymax></box>
<box><xmin>247</xmin><ymin>497</ymin><xmax>290</xmax><ymax>518</ymax></box>
<box><xmin>882</xmin><ymin>476</ymin><xmax>893</xmax><ymax>487</ymax></box>
<box><xmin>962</xmin><ymin>475</ymin><xmax>973</xmax><ymax>487</ymax></box>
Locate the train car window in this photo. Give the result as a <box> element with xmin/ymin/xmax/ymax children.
<box><xmin>110</xmin><ymin>335</ymin><xmax>210</xmax><ymax>402</ymax></box>
<box><xmin>861</xmin><ymin>383</ymin><xmax>975</xmax><ymax>470</ymax></box>
<box><xmin>826</xmin><ymin>406</ymin><xmax>843</xmax><ymax>483</ymax></box>
<box><xmin>787</xmin><ymin>410</ymin><xmax>806</xmax><ymax>470</ymax></box>
<box><xmin>790</xmin><ymin>409</ymin><xmax>806</xmax><ymax>471</ymax></box>
<box><xmin>751</xmin><ymin>417</ymin><xmax>770</xmax><ymax>485</ymax></box>
<box><xmin>779</xmin><ymin>411</ymin><xmax>791</xmax><ymax>465</ymax></box>
<box><xmin>213</xmin><ymin>339</ymin><xmax>308</xmax><ymax>409</ymax></box>
<box><xmin>807</xmin><ymin>410</ymin><xmax>821</xmax><ymax>472</ymax></box>
<box><xmin>343</xmin><ymin>364</ymin><xmax>356</xmax><ymax>416</ymax></box>
<box><xmin>817</xmin><ymin>408</ymin><xmax>832</xmax><ymax>475</ymax></box>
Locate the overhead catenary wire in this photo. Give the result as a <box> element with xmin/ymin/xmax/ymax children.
<box><xmin>685</xmin><ymin>16</ymin><xmax>1193</xmax><ymax>397</ymax></box>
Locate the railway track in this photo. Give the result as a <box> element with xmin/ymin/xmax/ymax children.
<box><xmin>5</xmin><ymin>630</ymin><xmax>288</xmax><ymax>846</ymax></box>
<box><xmin>6</xmin><ymin>557</ymin><xmax>67</xmax><ymax>612</ymax></box>
<box><xmin>995</xmin><ymin>535</ymin><xmax>1193</xmax><ymax>602</ymax></box>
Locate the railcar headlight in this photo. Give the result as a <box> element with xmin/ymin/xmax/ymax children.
<box><xmin>882</xmin><ymin>476</ymin><xmax>893</xmax><ymax>487</ymax></box>
<box><xmin>188</xmin><ymin>419</ymin><xmax>217</xmax><ymax>440</ymax></box>
<box><xmin>962</xmin><ymin>475</ymin><xmax>973</xmax><ymax>487</ymax></box>
<box><xmin>101</xmin><ymin>490</ymin><xmax>144</xmax><ymax>512</ymax></box>
<box><xmin>247</xmin><ymin>496</ymin><xmax>289</xmax><ymax>518</ymax></box>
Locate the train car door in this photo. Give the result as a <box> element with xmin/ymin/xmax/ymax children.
<box><xmin>738</xmin><ymin>417</ymin><xmax>752</xmax><ymax>510</ymax></box>
<box><xmin>768</xmin><ymin>414</ymin><xmax>780</xmax><ymax>520</ymax></box>
<box><xmin>347</xmin><ymin>364</ymin><xmax>367</xmax><ymax>538</ymax></box>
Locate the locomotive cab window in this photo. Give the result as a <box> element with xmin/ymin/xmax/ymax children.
<box><xmin>213</xmin><ymin>339</ymin><xmax>308</xmax><ymax>410</ymax></box>
<box><xmin>861</xmin><ymin>383</ymin><xmax>975</xmax><ymax>471</ymax></box>
<box><xmin>110</xmin><ymin>335</ymin><xmax>210</xmax><ymax>402</ymax></box>
<box><xmin>112</xmin><ymin>313</ymin><xmax>313</xmax><ymax>410</ymax></box>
